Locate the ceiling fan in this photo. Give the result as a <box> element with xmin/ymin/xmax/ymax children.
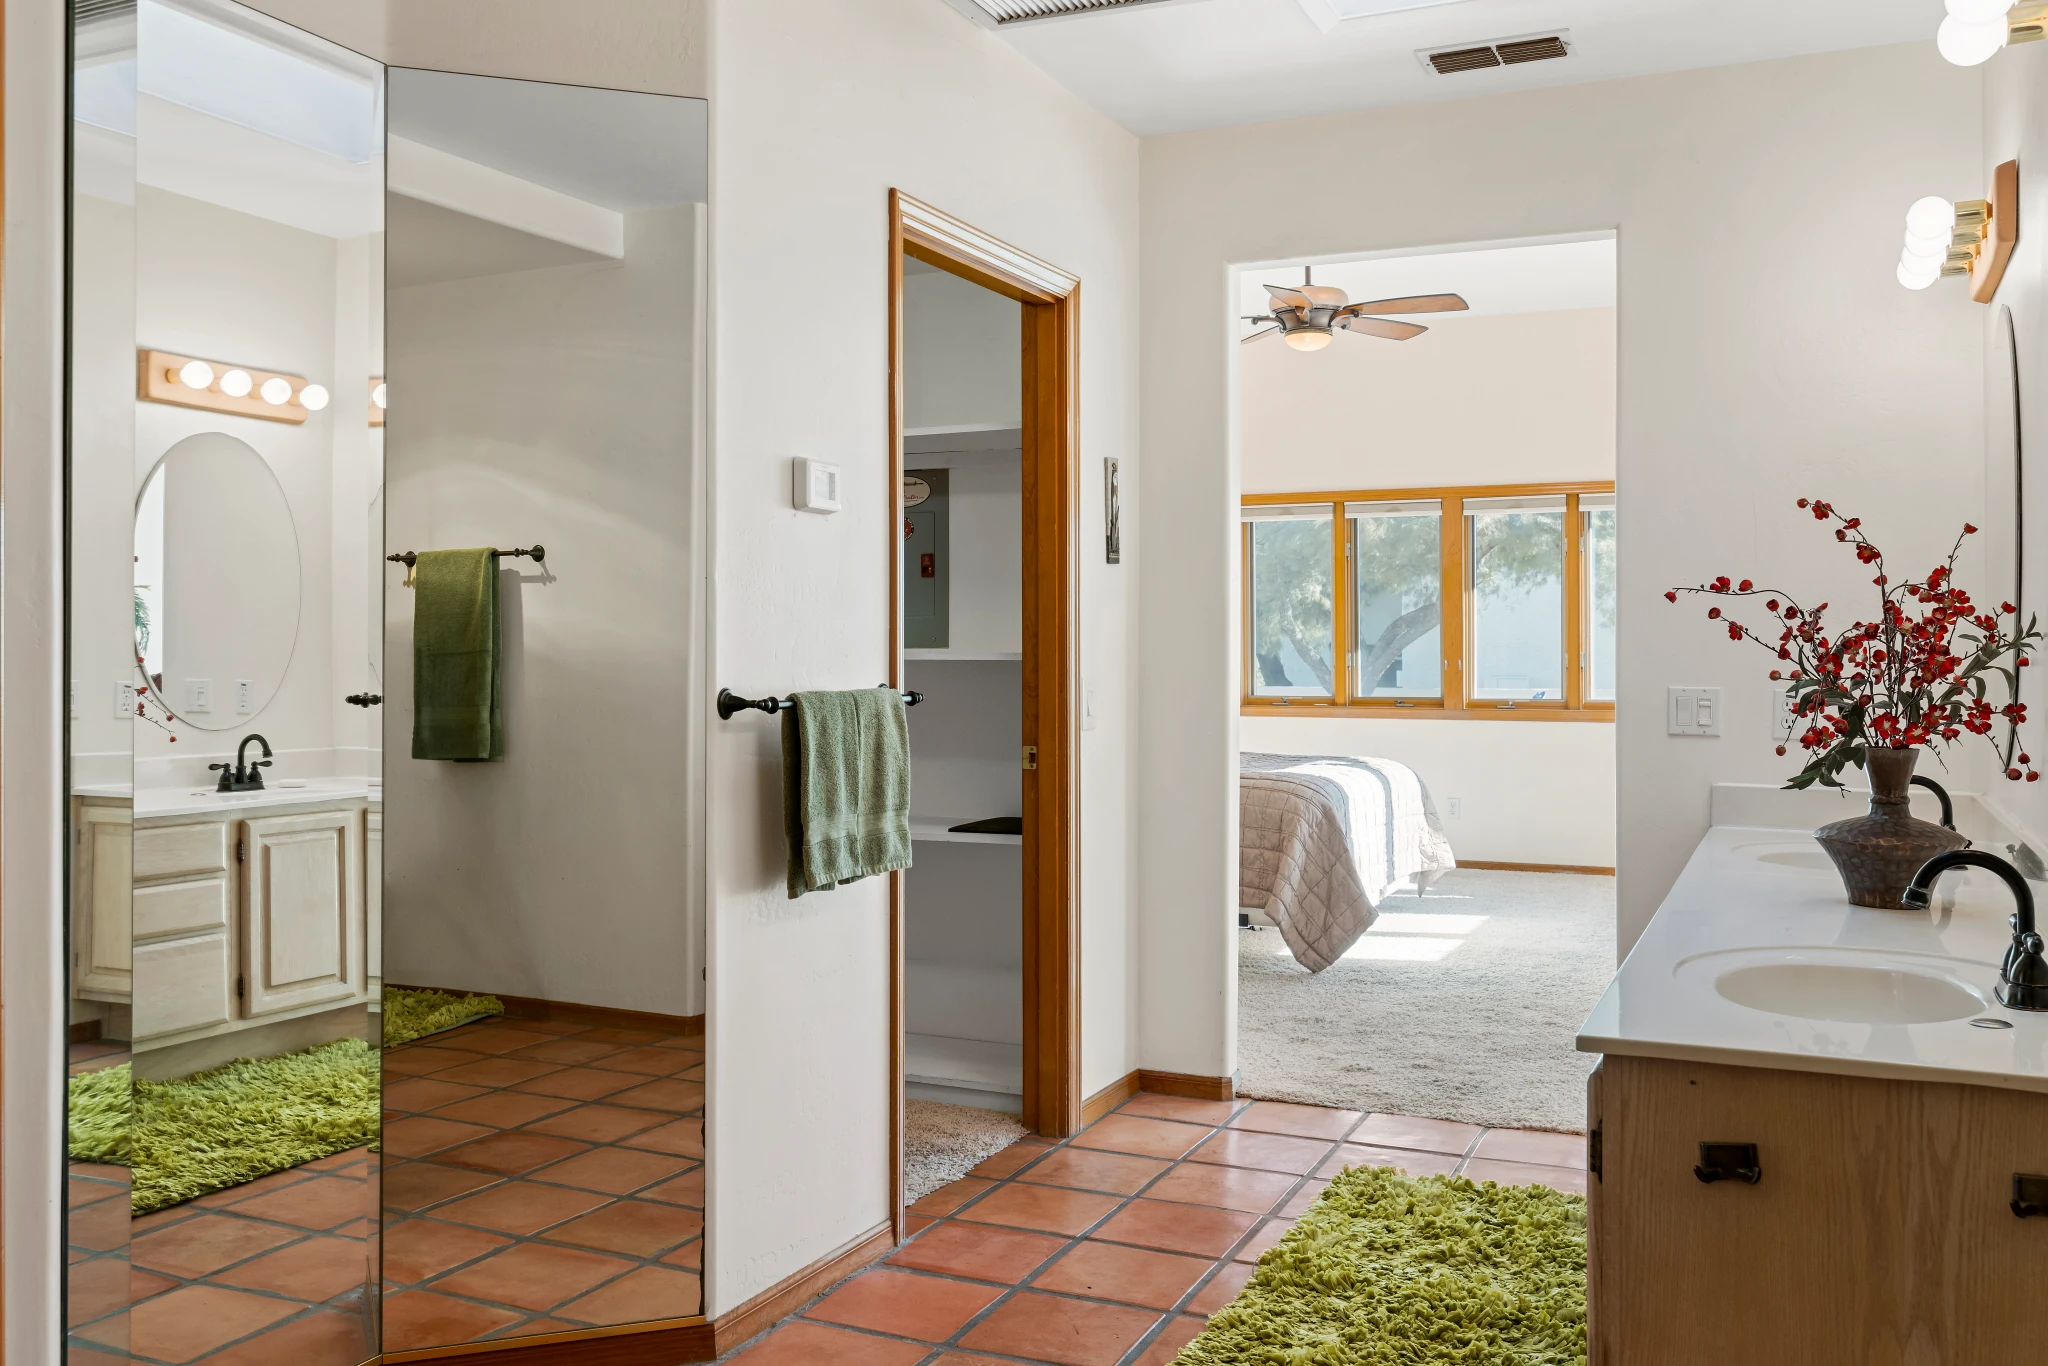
<box><xmin>1243</xmin><ymin>268</ymin><xmax>1469</xmax><ymax>352</ymax></box>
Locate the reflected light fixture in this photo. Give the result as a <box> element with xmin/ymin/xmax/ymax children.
<box><xmin>1936</xmin><ymin>1</ymin><xmax>2048</xmax><ymax>65</ymax></box>
<box><xmin>1895</xmin><ymin>162</ymin><xmax>2020</xmax><ymax>303</ymax></box>
<box><xmin>368</xmin><ymin>377</ymin><xmax>387</xmax><ymax>429</ymax></box>
<box><xmin>139</xmin><ymin>349</ymin><xmax>314</xmax><ymax>425</ymax></box>
<box><xmin>297</xmin><ymin>383</ymin><xmax>330</xmax><ymax>411</ymax></box>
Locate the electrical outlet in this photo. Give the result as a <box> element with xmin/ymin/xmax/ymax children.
<box><xmin>69</xmin><ymin>680</ymin><xmax>78</xmax><ymax>721</ymax></box>
<box><xmin>1447</xmin><ymin>797</ymin><xmax>1462</xmax><ymax>818</ymax></box>
<box><xmin>1770</xmin><ymin>684</ymin><xmax>1798</xmax><ymax>741</ymax></box>
<box><xmin>185</xmin><ymin>678</ymin><xmax>212</xmax><ymax>713</ymax></box>
<box><xmin>1082</xmin><ymin>685</ymin><xmax>1097</xmax><ymax>731</ymax></box>
<box><xmin>1668</xmin><ymin>685</ymin><xmax>1721</xmax><ymax>736</ymax></box>
<box><xmin>114</xmin><ymin>681</ymin><xmax>135</xmax><ymax>720</ymax></box>
<box><xmin>235</xmin><ymin>679</ymin><xmax>253</xmax><ymax>714</ymax></box>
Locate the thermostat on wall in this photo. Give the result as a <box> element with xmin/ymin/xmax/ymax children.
<box><xmin>793</xmin><ymin>457</ymin><xmax>842</xmax><ymax>515</ymax></box>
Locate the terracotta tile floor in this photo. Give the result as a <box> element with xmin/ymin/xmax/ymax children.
<box><xmin>67</xmin><ymin>1044</ymin><xmax>135</xmax><ymax>1366</ymax></box>
<box><xmin>717</xmin><ymin>1092</ymin><xmax>1585</xmax><ymax>1365</ymax></box>
<box><xmin>380</xmin><ymin>1016</ymin><xmax>704</xmax><ymax>1351</ymax></box>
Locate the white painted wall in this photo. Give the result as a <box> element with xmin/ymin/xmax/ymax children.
<box><xmin>1241</xmin><ymin>306</ymin><xmax>1616</xmax><ymax>493</ymax></box>
<box><xmin>708</xmin><ymin>0</ymin><xmax>1139</xmax><ymax>1314</ymax></box>
<box><xmin>382</xmin><ymin>202</ymin><xmax>702</xmax><ymax>1019</ymax></box>
<box><xmin>1979</xmin><ymin>40</ymin><xmax>2048</xmax><ymax>852</ymax></box>
<box><xmin>1140</xmin><ymin>43</ymin><xmax>1987</xmax><ymax>1083</ymax></box>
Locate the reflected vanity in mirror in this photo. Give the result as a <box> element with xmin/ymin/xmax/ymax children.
<box><xmin>65</xmin><ymin>3</ymin><xmax>708</xmax><ymax>1361</ymax></box>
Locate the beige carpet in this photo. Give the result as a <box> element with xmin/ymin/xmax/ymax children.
<box><xmin>1237</xmin><ymin>868</ymin><xmax>1614</xmax><ymax>1133</ymax></box>
<box><xmin>903</xmin><ymin>1099</ymin><xmax>1027</xmax><ymax>1203</ymax></box>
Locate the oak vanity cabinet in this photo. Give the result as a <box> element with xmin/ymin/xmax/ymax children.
<box><xmin>1589</xmin><ymin>1055</ymin><xmax>2048</xmax><ymax>1365</ymax></box>
<box><xmin>127</xmin><ymin>799</ymin><xmax>370</xmax><ymax>1046</ymax></box>
<box><xmin>71</xmin><ymin>797</ymin><xmax>135</xmax><ymax>1003</ymax></box>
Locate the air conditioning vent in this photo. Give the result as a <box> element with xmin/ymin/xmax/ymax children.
<box><xmin>1428</xmin><ymin>45</ymin><xmax>1502</xmax><ymax>75</ymax></box>
<box><xmin>1420</xmin><ymin>31</ymin><xmax>1572</xmax><ymax>75</ymax></box>
<box><xmin>963</xmin><ymin>0</ymin><xmax>1175</xmax><ymax>24</ymax></box>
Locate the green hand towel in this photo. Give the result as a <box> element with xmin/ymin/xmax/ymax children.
<box><xmin>782</xmin><ymin>688</ymin><xmax>912</xmax><ymax>898</ymax></box>
<box><xmin>411</xmin><ymin>548</ymin><xmax>502</xmax><ymax>761</ymax></box>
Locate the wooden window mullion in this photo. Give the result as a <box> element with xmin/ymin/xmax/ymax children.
<box><xmin>1332</xmin><ymin>503</ymin><xmax>1351</xmax><ymax>705</ymax></box>
<box><xmin>1564</xmin><ymin>492</ymin><xmax>1585</xmax><ymax>711</ymax></box>
<box><xmin>1441</xmin><ymin>495</ymin><xmax>1465</xmax><ymax>712</ymax></box>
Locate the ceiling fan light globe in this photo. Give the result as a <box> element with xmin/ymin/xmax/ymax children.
<box><xmin>1283</xmin><ymin>329</ymin><xmax>1333</xmax><ymax>352</ymax></box>
<box><xmin>1937</xmin><ymin>15</ymin><xmax>2007</xmax><ymax>65</ymax></box>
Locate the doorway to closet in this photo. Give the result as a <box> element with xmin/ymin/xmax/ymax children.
<box><xmin>887</xmin><ymin>192</ymin><xmax>1080</xmax><ymax>1235</ymax></box>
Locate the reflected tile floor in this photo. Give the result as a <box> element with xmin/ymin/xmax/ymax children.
<box><xmin>717</xmin><ymin>1092</ymin><xmax>1585</xmax><ymax>1365</ymax></box>
<box><xmin>380</xmin><ymin>1016</ymin><xmax>704</xmax><ymax>1350</ymax></box>
<box><xmin>68</xmin><ymin>1042</ymin><xmax>134</xmax><ymax>1366</ymax></box>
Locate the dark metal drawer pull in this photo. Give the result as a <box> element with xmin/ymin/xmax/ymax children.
<box><xmin>1694</xmin><ymin>1142</ymin><xmax>1761</xmax><ymax>1185</ymax></box>
<box><xmin>2014</xmin><ymin>1173</ymin><xmax>2048</xmax><ymax>1218</ymax></box>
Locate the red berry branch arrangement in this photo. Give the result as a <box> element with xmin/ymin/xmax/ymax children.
<box><xmin>1667</xmin><ymin>499</ymin><xmax>2038</xmax><ymax>791</ymax></box>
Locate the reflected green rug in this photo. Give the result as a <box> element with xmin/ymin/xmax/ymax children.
<box><xmin>383</xmin><ymin>986</ymin><xmax>505</xmax><ymax>1046</ymax></box>
<box><xmin>1176</xmin><ymin>1165</ymin><xmax>1586</xmax><ymax>1365</ymax></box>
<box><xmin>65</xmin><ymin>1039</ymin><xmax>380</xmax><ymax>1214</ymax></box>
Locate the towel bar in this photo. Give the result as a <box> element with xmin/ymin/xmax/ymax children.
<box><xmin>387</xmin><ymin>545</ymin><xmax>544</xmax><ymax>567</ymax></box>
<box><xmin>718</xmin><ymin>686</ymin><xmax>924</xmax><ymax>720</ymax></box>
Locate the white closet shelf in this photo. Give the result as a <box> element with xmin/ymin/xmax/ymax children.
<box><xmin>906</xmin><ymin>1033</ymin><xmax>1023</xmax><ymax>1095</ymax></box>
<box><xmin>904</xmin><ymin>649</ymin><xmax>1022</xmax><ymax>661</ymax></box>
<box><xmin>911</xmin><ymin>817</ymin><xmax>1023</xmax><ymax>846</ymax></box>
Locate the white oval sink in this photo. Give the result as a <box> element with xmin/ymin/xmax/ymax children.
<box><xmin>1757</xmin><ymin>850</ymin><xmax>1834</xmax><ymax>871</ymax></box>
<box><xmin>1714</xmin><ymin>962</ymin><xmax>1983</xmax><ymax>1024</ymax></box>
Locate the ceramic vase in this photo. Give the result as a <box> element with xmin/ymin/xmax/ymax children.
<box><xmin>1812</xmin><ymin>747</ymin><xmax>1966</xmax><ymax>909</ymax></box>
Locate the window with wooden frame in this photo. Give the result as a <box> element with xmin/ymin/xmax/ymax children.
<box><xmin>1242</xmin><ymin>482</ymin><xmax>1617</xmax><ymax>720</ymax></box>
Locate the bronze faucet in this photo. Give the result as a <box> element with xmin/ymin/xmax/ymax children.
<box><xmin>1904</xmin><ymin>849</ymin><xmax>2048</xmax><ymax>1011</ymax></box>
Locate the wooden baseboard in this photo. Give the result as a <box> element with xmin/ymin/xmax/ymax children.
<box><xmin>712</xmin><ymin>1221</ymin><xmax>894</xmax><ymax>1352</ymax></box>
<box><xmin>1138</xmin><ymin>1069</ymin><xmax>1237</xmax><ymax>1102</ymax></box>
<box><xmin>378</xmin><ymin>1318</ymin><xmax>713</xmax><ymax>1364</ymax></box>
<box><xmin>1081</xmin><ymin>1071</ymin><xmax>1139</xmax><ymax>1126</ymax></box>
<box><xmin>388</xmin><ymin>984</ymin><xmax>704</xmax><ymax>1038</ymax></box>
<box><xmin>1458</xmin><ymin>861</ymin><xmax>1615</xmax><ymax>876</ymax></box>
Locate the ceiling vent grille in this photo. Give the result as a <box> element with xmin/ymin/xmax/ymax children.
<box><xmin>964</xmin><ymin>0</ymin><xmax>1176</xmax><ymax>24</ymax></box>
<box><xmin>1421</xmin><ymin>31</ymin><xmax>1572</xmax><ymax>75</ymax></box>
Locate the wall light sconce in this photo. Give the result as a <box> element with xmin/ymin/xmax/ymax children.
<box><xmin>138</xmin><ymin>349</ymin><xmax>327</xmax><ymax>424</ymax></box>
<box><xmin>1897</xmin><ymin>160</ymin><xmax>2019</xmax><ymax>303</ymax></box>
<box><xmin>368</xmin><ymin>377</ymin><xmax>387</xmax><ymax>428</ymax></box>
<box><xmin>1937</xmin><ymin>1</ymin><xmax>2047</xmax><ymax>65</ymax></box>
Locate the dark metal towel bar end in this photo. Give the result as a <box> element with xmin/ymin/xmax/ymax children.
<box><xmin>387</xmin><ymin>545</ymin><xmax>544</xmax><ymax>567</ymax></box>
<box><xmin>718</xmin><ymin>686</ymin><xmax>924</xmax><ymax>720</ymax></box>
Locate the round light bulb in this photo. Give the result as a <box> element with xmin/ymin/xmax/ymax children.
<box><xmin>1946</xmin><ymin>0</ymin><xmax>2013</xmax><ymax>24</ymax></box>
<box><xmin>218</xmin><ymin>369</ymin><xmax>252</xmax><ymax>397</ymax></box>
<box><xmin>177</xmin><ymin>360</ymin><xmax>214</xmax><ymax>390</ymax></box>
<box><xmin>1905</xmin><ymin>195</ymin><xmax>1956</xmax><ymax>238</ymax></box>
<box><xmin>1937</xmin><ymin>14</ymin><xmax>2007</xmax><ymax>65</ymax></box>
<box><xmin>297</xmin><ymin>383</ymin><xmax>330</xmax><ymax>411</ymax></box>
<box><xmin>1282</xmin><ymin>329</ymin><xmax>1333</xmax><ymax>353</ymax></box>
<box><xmin>372</xmin><ymin>383</ymin><xmax>388</xmax><ymax>410</ymax></box>
<box><xmin>259</xmin><ymin>376</ymin><xmax>293</xmax><ymax>405</ymax></box>
<box><xmin>1902</xmin><ymin>233</ymin><xmax>1947</xmax><ymax>268</ymax></box>
<box><xmin>1898</xmin><ymin>257</ymin><xmax>1941</xmax><ymax>290</ymax></box>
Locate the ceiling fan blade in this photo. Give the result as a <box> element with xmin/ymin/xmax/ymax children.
<box><xmin>1339</xmin><ymin>317</ymin><xmax>1427</xmax><ymax>341</ymax></box>
<box><xmin>1240</xmin><ymin>325</ymin><xmax>1282</xmax><ymax>344</ymax></box>
<box><xmin>1341</xmin><ymin>293</ymin><xmax>1470</xmax><ymax>317</ymax></box>
<box><xmin>1263</xmin><ymin>284</ymin><xmax>1313</xmax><ymax>311</ymax></box>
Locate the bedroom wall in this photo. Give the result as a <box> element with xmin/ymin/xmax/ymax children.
<box><xmin>1141</xmin><ymin>41</ymin><xmax>1986</xmax><ymax>1085</ymax></box>
<box><xmin>1239</xmin><ymin>304</ymin><xmax>1617</xmax><ymax>868</ymax></box>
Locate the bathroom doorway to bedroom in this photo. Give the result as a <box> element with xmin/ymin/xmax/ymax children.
<box><xmin>1232</xmin><ymin>237</ymin><xmax>1619</xmax><ymax>1173</ymax></box>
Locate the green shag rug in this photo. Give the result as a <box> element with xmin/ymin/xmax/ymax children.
<box><xmin>66</xmin><ymin>1039</ymin><xmax>381</xmax><ymax>1214</ymax></box>
<box><xmin>383</xmin><ymin>986</ymin><xmax>505</xmax><ymax>1046</ymax></box>
<box><xmin>1176</xmin><ymin>1165</ymin><xmax>1587</xmax><ymax>1366</ymax></box>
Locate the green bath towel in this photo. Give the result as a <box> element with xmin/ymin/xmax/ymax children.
<box><xmin>783</xmin><ymin>688</ymin><xmax>912</xmax><ymax>898</ymax></box>
<box><xmin>411</xmin><ymin>548</ymin><xmax>502</xmax><ymax>761</ymax></box>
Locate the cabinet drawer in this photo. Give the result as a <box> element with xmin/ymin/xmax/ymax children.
<box><xmin>135</xmin><ymin>876</ymin><xmax>230</xmax><ymax>941</ymax></box>
<box><xmin>133</xmin><ymin>932</ymin><xmax>234</xmax><ymax>1039</ymax></box>
<box><xmin>135</xmin><ymin>821</ymin><xmax>229</xmax><ymax>881</ymax></box>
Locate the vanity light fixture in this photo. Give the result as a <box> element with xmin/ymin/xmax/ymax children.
<box><xmin>1937</xmin><ymin>1</ymin><xmax>2048</xmax><ymax>65</ymax></box>
<box><xmin>368</xmin><ymin>377</ymin><xmax>386</xmax><ymax>428</ymax></box>
<box><xmin>298</xmin><ymin>384</ymin><xmax>330</xmax><ymax>411</ymax></box>
<box><xmin>140</xmin><ymin>349</ymin><xmax>312</xmax><ymax>424</ymax></box>
<box><xmin>1895</xmin><ymin>161</ymin><xmax>2019</xmax><ymax>303</ymax></box>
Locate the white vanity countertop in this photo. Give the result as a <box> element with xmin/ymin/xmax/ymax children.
<box><xmin>1577</xmin><ymin>824</ymin><xmax>2048</xmax><ymax>1094</ymax></box>
<box><xmin>135</xmin><ymin>777</ymin><xmax>379</xmax><ymax>819</ymax></box>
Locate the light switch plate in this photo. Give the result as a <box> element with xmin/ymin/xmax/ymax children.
<box><xmin>1669</xmin><ymin>685</ymin><xmax>1721</xmax><ymax>736</ymax></box>
<box><xmin>185</xmin><ymin>678</ymin><xmax>212</xmax><ymax>713</ymax></box>
<box><xmin>793</xmin><ymin>456</ymin><xmax>842</xmax><ymax>514</ymax></box>
<box><xmin>236</xmin><ymin>679</ymin><xmax>253</xmax><ymax>714</ymax></box>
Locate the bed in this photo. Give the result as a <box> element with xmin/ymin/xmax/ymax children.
<box><xmin>1239</xmin><ymin>752</ymin><xmax>1457</xmax><ymax>972</ymax></box>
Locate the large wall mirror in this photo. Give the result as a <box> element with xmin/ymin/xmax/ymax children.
<box><xmin>64</xmin><ymin>3</ymin><xmax>709</xmax><ymax>1361</ymax></box>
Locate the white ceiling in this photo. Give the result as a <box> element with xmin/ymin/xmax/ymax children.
<box><xmin>1239</xmin><ymin>236</ymin><xmax>1614</xmax><ymax>328</ymax></box>
<box><xmin>973</xmin><ymin>0</ymin><xmax>1941</xmax><ymax>135</ymax></box>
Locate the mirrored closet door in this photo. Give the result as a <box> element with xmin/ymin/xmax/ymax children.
<box><xmin>63</xmin><ymin>4</ymin><xmax>708</xmax><ymax>1359</ymax></box>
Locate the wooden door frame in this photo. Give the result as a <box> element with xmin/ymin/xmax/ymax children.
<box><xmin>887</xmin><ymin>190</ymin><xmax>1081</xmax><ymax>1236</ymax></box>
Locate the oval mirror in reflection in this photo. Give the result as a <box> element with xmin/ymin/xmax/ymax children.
<box><xmin>135</xmin><ymin>432</ymin><xmax>301</xmax><ymax>728</ymax></box>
